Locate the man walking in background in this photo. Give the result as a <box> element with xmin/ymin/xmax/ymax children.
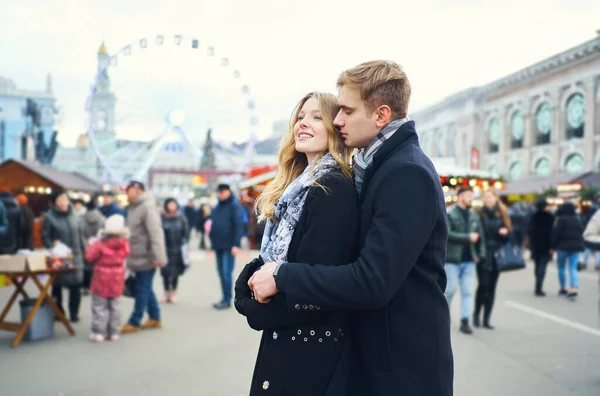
<box><xmin>209</xmin><ymin>184</ymin><xmax>243</xmax><ymax>310</ymax></box>
<box><xmin>121</xmin><ymin>181</ymin><xmax>167</xmax><ymax>334</ymax></box>
<box><xmin>444</xmin><ymin>187</ymin><xmax>486</xmax><ymax>334</ymax></box>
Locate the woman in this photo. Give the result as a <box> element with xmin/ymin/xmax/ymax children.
<box><xmin>234</xmin><ymin>92</ymin><xmax>360</xmax><ymax>396</ymax></box>
<box><xmin>15</xmin><ymin>194</ymin><xmax>34</xmax><ymax>250</ymax></box>
<box><xmin>551</xmin><ymin>201</ymin><xmax>584</xmax><ymax>298</ymax></box>
<box><xmin>81</xmin><ymin>198</ymin><xmax>106</xmax><ymax>295</ymax></box>
<box><xmin>197</xmin><ymin>203</ymin><xmax>211</xmax><ymax>250</ymax></box>
<box><xmin>42</xmin><ymin>191</ymin><xmax>86</xmax><ymax>322</ymax></box>
<box><xmin>474</xmin><ymin>189</ymin><xmax>512</xmax><ymax>329</ymax></box>
<box><xmin>527</xmin><ymin>199</ymin><xmax>554</xmax><ymax>296</ymax></box>
<box><xmin>161</xmin><ymin>198</ymin><xmax>189</xmax><ymax>303</ymax></box>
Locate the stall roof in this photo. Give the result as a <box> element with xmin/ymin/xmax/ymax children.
<box><xmin>0</xmin><ymin>159</ymin><xmax>101</xmax><ymax>192</ymax></box>
<box><xmin>430</xmin><ymin>159</ymin><xmax>500</xmax><ymax>179</ymax></box>
<box><xmin>574</xmin><ymin>171</ymin><xmax>600</xmax><ymax>188</ymax></box>
<box><xmin>238</xmin><ymin>169</ymin><xmax>278</xmax><ymax>190</ymax></box>
<box><xmin>500</xmin><ymin>173</ymin><xmax>585</xmax><ymax>196</ymax></box>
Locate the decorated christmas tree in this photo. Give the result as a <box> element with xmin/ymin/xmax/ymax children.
<box><xmin>200</xmin><ymin>129</ymin><xmax>217</xmax><ymax>170</ymax></box>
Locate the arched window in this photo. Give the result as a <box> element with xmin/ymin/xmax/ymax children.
<box><xmin>488</xmin><ymin>117</ymin><xmax>500</xmax><ymax>153</ymax></box>
<box><xmin>564</xmin><ymin>153</ymin><xmax>584</xmax><ymax>173</ymax></box>
<box><xmin>510</xmin><ymin>110</ymin><xmax>525</xmax><ymax>149</ymax></box>
<box><xmin>534</xmin><ymin>157</ymin><xmax>551</xmax><ymax>177</ymax></box>
<box><xmin>509</xmin><ymin>161</ymin><xmax>524</xmax><ymax>181</ymax></box>
<box><xmin>565</xmin><ymin>93</ymin><xmax>585</xmax><ymax>140</ymax></box>
<box><xmin>436</xmin><ymin>130</ymin><xmax>445</xmax><ymax>157</ymax></box>
<box><xmin>535</xmin><ymin>102</ymin><xmax>552</xmax><ymax>145</ymax></box>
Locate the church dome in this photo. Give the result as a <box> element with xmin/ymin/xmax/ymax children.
<box><xmin>98</xmin><ymin>41</ymin><xmax>109</xmax><ymax>55</ymax></box>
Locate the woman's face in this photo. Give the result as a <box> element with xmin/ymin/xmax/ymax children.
<box><xmin>294</xmin><ymin>96</ymin><xmax>329</xmax><ymax>162</ymax></box>
<box><xmin>482</xmin><ymin>192</ymin><xmax>496</xmax><ymax>208</ymax></box>
<box><xmin>166</xmin><ymin>201</ymin><xmax>178</xmax><ymax>214</ymax></box>
<box><xmin>55</xmin><ymin>194</ymin><xmax>70</xmax><ymax>212</ymax></box>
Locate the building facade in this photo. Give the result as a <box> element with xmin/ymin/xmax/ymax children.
<box><xmin>411</xmin><ymin>33</ymin><xmax>600</xmax><ymax>183</ymax></box>
<box><xmin>0</xmin><ymin>75</ymin><xmax>57</xmax><ymax>164</ymax></box>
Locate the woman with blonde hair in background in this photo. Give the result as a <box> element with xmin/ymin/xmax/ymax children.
<box><xmin>234</xmin><ymin>92</ymin><xmax>360</xmax><ymax>396</ymax></box>
<box><xmin>474</xmin><ymin>189</ymin><xmax>512</xmax><ymax>329</ymax></box>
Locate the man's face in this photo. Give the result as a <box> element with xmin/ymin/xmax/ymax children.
<box><xmin>103</xmin><ymin>195</ymin><xmax>114</xmax><ymax>205</ymax></box>
<box><xmin>459</xmin><ymin>191</ymin><xmax>474</xmax><ymax>208</ymax></box>
<box><xmin>126</xmin><ymin>188</ymin><xmax>141</xmax><ymax>204</ymax></box>
<box><xmin>74</xmin><ymin>202</ymin><xmax>84</xmax><ymax>211</ymax></box>
<box><xmin>334</xmin><ymin>87</ymin><xmax>379</xmax><ymax>149</ymax></box>
<box><xmin>218</xmin><ymin>189</ymin><xmax>231</xmax><ymax>201</ymax></box>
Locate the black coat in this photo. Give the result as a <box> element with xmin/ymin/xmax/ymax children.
<box><xmin>183</xmin><ymin>206</ymin><xmax>197</xmax><ymax>233</ymax></box>
<box><xmin>527</xmin><ymin>210</ymin><xmax>554</xmax><ymax>259</ymax></box>
<box><xmin>238</xmin><ymin>170</ymin><xmax>360</xmax><ymax>396</ymax></box>
<box><xmin>551</xmin><ymin>203</ymin><xmax>584</xmax><ymax>252</ymax></box>
<box><xmin>276</xmin><ymin>122</ymin><xmax>453</xmax><ymax>396</ymax></box>
<box><xmin>0</xmin><ymin>193</ymin><xmax>22</xmax><ymax>254</ymax></box>
<box><xmin>161</xmin><ymin>213</ymin><xmax>189</xmax><ymax>278</ymax></box>
<box><xmin>18</xmin><ymin>205</ymin><xmax>35</xmax><ymax>251</ymax></box>
<box><xmin>479</xmin><ymin>206</ymin><xmax>511</xmax><ymax>271</ymax></box>
<box><xmin>209</xmin><ymin>195</ymin><xmax>244</xmax><ymax>250</ymax></box>
<box><xmin>41</xmin><ymin>207</ymin><xmax>86</xmax><ymax>286</ymax></box>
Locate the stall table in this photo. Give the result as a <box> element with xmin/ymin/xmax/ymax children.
<box><xmin>0</xmin><ymin>268</ymin><xmax>76</xmax><ymax>348</ymax></box>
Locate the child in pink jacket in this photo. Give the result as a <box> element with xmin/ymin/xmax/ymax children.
<box><xmin>84</xmin><ymin>214</ymin><xmax>130</xmax><ymax>342</ymax></box>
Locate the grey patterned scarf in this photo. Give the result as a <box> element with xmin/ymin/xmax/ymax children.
<box><xmin>353</xmin><ymin>118</ymin><xmax>409</xmax><ymax>195</ymax></box>
<box><xmin>260</xmin><ymin>153</ymin><xmax>338</xmax><ymax>264</ymax></box>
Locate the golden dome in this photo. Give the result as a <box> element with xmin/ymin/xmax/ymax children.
<box><xmin>98</xmin><ymin>41</ymin><xmax>109</xmax><ymax>55</ymax></box>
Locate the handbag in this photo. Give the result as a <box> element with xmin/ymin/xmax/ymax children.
<box><xmin>181</xmin><ymin>243</ymin><xmax>191</xmax><ymax>271</ymax></box>
<box><xmin>124</xmin><ymin>274</ymin><xmax>136</xmax><ymax>298</ymax></box>
<box><xmin>494</xmin><ymin>242</ymin><xmax>526</xmax><ymax>272</ymax></box>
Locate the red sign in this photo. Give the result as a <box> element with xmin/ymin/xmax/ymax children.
<box><xmin>470</xmin><ymin>147</ymin><xmax>480</xmax><ymax>170</ymax></box>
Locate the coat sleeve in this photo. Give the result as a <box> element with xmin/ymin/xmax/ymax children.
<box><xmin>447</xmin><ymin>210</ymin><xmax>470</xmax><ymax>244</ymax></box>
<box><xmin>0</xmin><ymin>203</ymin><xmax>7</xmax><ymax>236</ymax></box>
<box><xmin>41</xmin><ymin>216</ymin><xmax>53</xmax><ymax>249</ymax></box>
<box><xmin>242</xmin><ymin>176</ymin><xmax>360</xmax><ymax>330</ymax></box>
<box><xmin>181</xmin><ymin>216</ymin><xmax>190</xmax><ymax>245</ymax></box>
<box><xmin>84</xmin><ymin>241</ymin><xmax>102</xmax><ymax>264</ymax></box>
<box><xmin>146</xmin><ymin>205</ymin><xmax>168</xmax><ymax>265</ymax></box>
<box><xmin>278</xmin><ymin>164</ymin><xmax>439</xmax><ymax>311</ymax></box>
<box><xmin>550</xmin><ymin>218</ymin><xmax>562</xmax><ymax>249</ymax></box>
<box><xmin>583</xmin><ymin>212</ymin><xmax>600</xmax><ymax>241</ymax></box>
<box><xmin>231</xmin><ymin>203</ymin><xmax>244</xmax><ymax>248</ymax></box>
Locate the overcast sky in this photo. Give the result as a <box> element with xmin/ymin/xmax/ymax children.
<box><xmin>1</xmin><ymin>0</ymin><xmax>599</xmax><ymax>146</ymax></box>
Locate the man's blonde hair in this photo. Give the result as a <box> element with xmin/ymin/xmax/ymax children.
<box><xmin>337</xmin><ymin>60</ymin><xmax>411</xmax><ymax>119</ymax></box>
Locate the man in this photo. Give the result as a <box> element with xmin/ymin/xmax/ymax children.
<box><xmin>0</xmin><ymin>191</ymin><xmax>23</xmax><ymax>254</ymax></box>
<box><xmin>209</xmin><ymin>184</ymin><xmax>243</xmax><ymax>310</ymax></box>
<box><xmin>121</xmin><ymin>181</ymin><xmax>167</xmax><ymax>334</ymax></box>
<box><xmin>445</xmin><ymin>187</ymin><xmax>486</xmax><ymax>334</ymax></box>
<box><xmin>249</xmin><ymin>61</ymin><xmax>453</xmax><ymax>395</ymax></box>
<box><xmin>183</xmin><ymin>200</ymin><xmax>197</xmax><ymax>239</ymax></box>
<box><xmin>582</xmin><ymin>193</ymin><xmax>600</xmax><ymax>270</ymax></box>
<box><xmin>0</xmin><ymin>199</ymin><xmax>8</xmax><ymax>237</ymax></box>
<box><xmin>528</xmin><ymin>199</ymin><xmax>554</xmax><ymax>296</ymax></box>
<box><xmin>99</xmin><ymin>191</ymin><xmax>124</xmax><ymax>218</ymax></box>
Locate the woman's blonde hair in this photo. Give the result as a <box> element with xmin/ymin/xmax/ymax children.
<box><xmin>481</xmin><ymin>189</ymin><xmax>512</xmax><ymax>231</ymax></box>
<box><xmin>255</xmin><ymin>92</ymin><xmax>353</xmax><ymax>221</ymax></box>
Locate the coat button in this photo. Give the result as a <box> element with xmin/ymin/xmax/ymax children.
<box><xmin>297</xmin><ymin>330</ymin><xmax>302</xmax><ymax>335</ymax></box>
<box><xmin>319</xmin><ymin>338</ymin><xmax>323</xmax><ymax>343</ymax></box>
<box><xmin>294</xmin><ymin>304</ymin><xmax>301</xmax><ymax>310</ymax></box>
<box><xmin>292</xmin><ymin>336</ymin><xmax>296</xmax><ymax>340</ymax></box>
<box><xmin>325</xmin><ymin>331</ymin><xmax>331</xmax><ymax>337</ymax></box>
<box><xmin>272</xmin><ymin>331</ymin><xmax>278</xmax><ymax>340</ymax></box>
<box><xmin>262</xmin><ymin>381</ymin><xmax>270</xmax><ymax>390</ymax></box>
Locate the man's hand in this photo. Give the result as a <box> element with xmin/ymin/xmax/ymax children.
<box><xmin>470</xmin><ymin>232</ymin><xmax>480</xmax><ymax>243</ymax></box>
<box><xmin>231</xmin><ymin>247</ymin><xmax>240</xmax><ymax>256</ymax></box>
<box><xmin>153</xmin><ymin>262</ymin><xmax>164</xmax><ymax>268</ymax></box>
<box><xmin>248</xmin><ymin>261</ymin><xmax>279</xmax><ymax>303</ymax></box>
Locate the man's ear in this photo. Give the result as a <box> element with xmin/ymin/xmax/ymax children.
<box><xmin>375</xmin><ymin>105</ymin><xmax>393</xmax><ymax>128</ymax></box>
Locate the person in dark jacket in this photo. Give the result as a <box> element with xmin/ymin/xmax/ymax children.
<box><xmin>527</xmin><ymin>199</ymin><xmax>555</xmax><ymax>296</ymax></box>
<box><xmin>182</xmin><ymin>200</ymin><xmax>197</xmax><ymax>240</ymax></box>
<box><xmin>99</xmin><ymin>191</ymin><xmax>125</xmax><ymax>218</ymax></box>
<box><xmin>0</xmin><ymin>199</ymin><xmax>7</xmax><ymax>237</ymax></box>
<box><xmin>160</xmin><ymin>198</ymin><xmax>189</xmax><ymax>303</ymax></box>
<box><xmin>551</xmin><ymin>201</ymin><xmax>585</xmax><ymax>298</ymax></box>
<box><xmin>445</xmin><ymin>187</ymin><xmax>486</xmax><ymax>335</ymax></box>
<box><xmin>0</xmin><ymin>191</ymin><xmax>23</xmax><ymax>255</ymax></box>
<box><xmin>475</xmin><ymin>189</ymin><xmax>512</xmax><ymax>329</ymax></box>
<box><xmin>209</xmin><ymin>184</ymin><xmax>244</xmax><ymax>310</ymax></box>
<box><xmin>81</xmin><ymin>198</ymin><xmax>106</xmax><ymax>295</ymax></box>
<box><xmin>235</xmin><ymin>92</ymin><xmax>360</xmax><ymax>396</ymax></box>
<box><xmin>248</xmin><ymin>61</ymin><xmax>453</xmax><ymax>396</ymax></box>
<box><xmin>15</xmin><ymin>194</ymin><xmax>35</xmax><ymax>250</ymax></box>
<box><xmin>42</xmin><ymin>191</ymin><xmax>86</xmax><ymax>322</ymax></box>
<box><xmin>196</xmin><ymin>203</ymin><xmax>211</xmax><ymax>250</ymax></box>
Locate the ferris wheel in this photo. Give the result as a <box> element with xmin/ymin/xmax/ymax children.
<box><xmin>85</xmin><ymin>34</ymin><xmax>260</xmax><ymax>184</ymax></box>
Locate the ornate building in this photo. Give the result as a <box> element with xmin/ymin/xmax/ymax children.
<box><xmin>411</xmin><ymin>32</ymin><xmax>600</xmax><ymax>187</ymax></box>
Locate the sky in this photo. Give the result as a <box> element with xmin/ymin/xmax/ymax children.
<box><xmin>1</xmin><ymin>0</ymin><xmax>599</xmax><ymax>147</ymax></box>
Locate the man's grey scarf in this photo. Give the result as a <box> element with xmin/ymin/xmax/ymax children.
<box><xmin>353</xmin><ymin>118</ymin><xmax>409</xmax><ymax>195</ymax></box>
<box><xmin>260</xmin><ymin>153</ymin><xmax>338</xmax><ymax>264</ymax></box>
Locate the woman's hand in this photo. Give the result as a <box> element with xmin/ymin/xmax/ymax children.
<box><xmin>234</xmin><ymin>257</ymin><xmax>265</xmax><ymax>315</ymax></box>
<box><xmin>498</xmin><ymin>227</ymin><xmax>509</xmax><ymax>237</ymax></box>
